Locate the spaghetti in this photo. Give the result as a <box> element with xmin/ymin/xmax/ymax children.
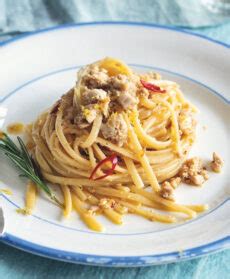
<box><xmin>26</xmin><ymin>58</ymin><xmax>207</xmax><ymax>231</ymax></box>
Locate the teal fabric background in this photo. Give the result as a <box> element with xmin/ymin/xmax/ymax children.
<box><xmin>0</xmin><ymin>0</ymin><xmax>229</xmax><ymax>278</ymax></box>
<box><xmin>0</xmin><ymin>243</ymin><xmax>229</xmax><ymax>279</ymax></box>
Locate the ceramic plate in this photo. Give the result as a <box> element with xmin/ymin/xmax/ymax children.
<box><xmin>0</xmin><ymin>22</ymin><xmax>229</xmax><ymax>267</ymax></box>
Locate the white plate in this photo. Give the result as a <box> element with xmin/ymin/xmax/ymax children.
<box><xmin>0</xmin><ymin>22</ymin><xmax>229</xmax><ymax>267</ymax></box>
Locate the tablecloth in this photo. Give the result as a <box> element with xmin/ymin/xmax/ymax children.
<box><xmin>0</xmin><ymin>1</ymin><xmax>229</xmax><ymax>278</ymax></box>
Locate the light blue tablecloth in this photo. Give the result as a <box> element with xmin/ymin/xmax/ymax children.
<box><xmin>0</xmin><ymin>1</ymin><xmax>229</xmax><ymax>278</ymax></box>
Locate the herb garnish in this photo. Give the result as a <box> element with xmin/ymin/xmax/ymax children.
<box><xmin>0</xmin><ymin>133</ymin><xmax>62</xmax><ymax>207</ymax></box>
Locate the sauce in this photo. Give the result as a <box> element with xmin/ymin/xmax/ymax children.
<box><xmin>0</xmin><ymin>188</ymin><xmax>13</xmax><ymax>195</ymax></box>
<box><xmin>7</xmin><ymin>122</ymin><xmax>24</xmax><ymax>135</ymax></box>
<box><xmin>16</xmin><ymin>208</ymin><xmax>30</xmax><ymax>215</ymax></box>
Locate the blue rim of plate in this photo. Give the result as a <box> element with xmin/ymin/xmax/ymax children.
<box><xmin>0</xmin><ymin>22</ymin><xmax>229</xmax><ymax>266</ymax></box>
<box><xmin>1</xmin><ymin>234</ymin><xmax>229</xmax><ymax>267</ymax></box>
<box><xmin>0</xmin><ymin>21</ymin><xmax>229</xmax><ymax>48</ymax></box>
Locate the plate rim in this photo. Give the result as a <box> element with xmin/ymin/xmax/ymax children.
<box><xmin>0</xmin><ymin>21</ymin><xmax>229</xmax><ymax>266</ymax></box>
<box><xmin>0</xmin><ymin>21</ymin><xmax>229</xmax><ymax>49</ymax></box>
<box><xmin>1</xmin><ymin>233</ymin><xmax>229</xmax><ymax>267</ymax></box>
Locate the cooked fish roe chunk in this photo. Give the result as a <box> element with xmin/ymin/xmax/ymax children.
<box><xmin>117</xmin><ymin>93</ymin><xmax>137</xmax><ymax>110</ymax></box>
<box><xmin>179</xmin><ymin>157</ymin><xmax>209</xmax><ymax>186</ymax></box>
<box><xmin>82</xmin><ymin>66</ymin><xmax>109</xmax><ymax>88</ymax></box>
<box><xmin>160</xmin><ymin>176</ymin><xmax>181</xmax><ymax>200</ymax></box>
<box><xmin>82</xmin><ymin>105</ymin><xmax>98</xmax><ymax>123</ymax></box>
<box><xmin>211</xmin><ymin>152</ymin><xmax>223</xmax><ymax>173</ymax></box>
<box><xmin>101</xmin><ymin>113</ymin><xmax>128</xmax><ymax>146</ymax></box>
<box><xmin>74</xmin><ymin>111</ymin><xmax>91</xmax><ymax>129</ymax></box>
<box><xmin>110</xmin><ymin>74</ymin><xmax>134</xmax><ymax>91</ymax></box>
<box><xmin>109</xmin><ymin>74</ymin><xmax>138</xmax><ymax>110</ymax></box>
<box><xmin>74</xmin><ymin>104</ymin><xmax>98</xmax><ymax>128</ymax></box>
<box><xmin>81</xmin><ymin>88</ymin><xmax>107</xmax><ymax>105</ymax></box>
<box><xmin>168</xmin><ymin>177</ymin><xmax>181</xmax><ymax>189</ymax></box>
<box><xmin>178</xmin><ymin>109</ymin><xmax>197</xmax><ymax>136</ymax></box>
<box><xmin>63</xmin><ymin>106</ymin><xmax>76</xmax><ymax>123</ymax></box>
<box><xmin>160</xmin><ymin>181</ymin><xmax>175</xmax><ymax>201</ymax></box>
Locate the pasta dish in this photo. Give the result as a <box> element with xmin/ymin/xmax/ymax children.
<box><xmin>17</xmin><ymin>58</ymin><xmax>223</xmax><ymax>231</ymax></box>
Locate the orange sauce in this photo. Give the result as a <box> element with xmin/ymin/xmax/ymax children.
<box><xmin>7</xmin><ymin>122</ymin><xmax>24</xmax><ymax>135</ymax></box>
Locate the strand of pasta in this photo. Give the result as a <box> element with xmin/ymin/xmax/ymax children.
<box><xmin>127</xmin><ymin>186</ymin><xmax>208</xmax><ymax>213</ymax></box>
<box><xmin>142</xmin><ymin>116</ymin><xmax>156</xmax><ymax>131</ymax></box>
<box><xmin>96</xmin><ymin>136</ymin><xmax>187</xmax><ymax>165</ymax></box>
<box><xmin>71</xmin><ymin>186</ymin><xmax>87</xmax><ymax>201</ymax></box>
<box><xmin>35</xmin><ymin>146</ymin><xmax>52</xmax><ymax>173</ymax></box>
<box><xmin>78</xmin><ymin>188</ymin><xmax>123</xmax><ymax>225</ymax></box>
<box><xmin>87</xmin><ymin>185</ymin><xmax>195</xmax><ymax>219</ymax></box>
<box><xmin>50</xmin><ymin>133</ymin><xmax>88</xmax><ymax>170</ymax></box>
<box><xmin>61</xmin><ymin>185</ymin><xmax>72</xmax><ymax>217</ymax></box>
<box><xmin>55</xmin><ymin>110</ymin><xmax>90</xmax><ymax>167</ymax></box>
<box><xmin>96</xmin><ymin>137</ymin><xmax>136</xmax><ymax>160</ymax></box>
<box><xmin>175</xmin><ymin>88</ymin><xmax>198</xmax><ymax>112</ymax></box>
<box><xmin>130</xmin><ymin>186</ymin><xmax>196</xmax><ymax>218</ymax></box>
<box><xmin>25</xmin><ymin>181</ymin><xmax>37</xmax><ymax>214</ymax></box>
<box><xmin>118</xmin><ymin>200</ymin><xmax>175</xmax><ymax>223</ymax></box>
<box><xmin>35</xmin><ymin>136</ymin><xmax>90</xmax><ymax>178</ymax></box>
<box><xmin>80</xmin><ymin>114</ymin><xmax>102</xmax><ymax>148</ymax></box>
<box><xmin>124</xmin><ymin>157</ymin><xmax>144</xmax><ymax>188</ymax></box>
<box><xmin>123</xmin><ymin>113</ymin><xmax>161</xmax><ymax>192</ymax></box>
<box><xmin>142</xmin><ymin>96</ymin><xmax>182</xmax><ymax>155</ymax></box>
<box><xmin>42</xmin><ymin>153</ymin><xmax>183</xmax><ymax>185</ymax></box>
<box><xmin>71</xmin><ymin>191</ymin><xmax>103</xmax><ymax>232</ymax></box>
<box><xmin>86</xmin><ymin>192</ymin><xmax>123</xmax><ymax>224</ymax></box>
<box><xmin>88</xmin><ymin>146</ymin><xmax>97</xmax><ymax>168</ymax></box>
<box><xmin>131</xmin><ymin>110</ymin><xmax>171</xmax><ymax>150</ymax></box>
<box><xmin>87</xmin><ymin>187</ymin><xmax>176</xmax><ymax>223</ymax></box>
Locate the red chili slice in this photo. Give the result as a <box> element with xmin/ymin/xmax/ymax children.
<box><xmin>140</xmin><ymin>80</ymin><xmax>166</xmax><ymax>93</ymax></box>
<box><xmin>89</xmin><ymin>154</ymin><xmax>118</xmax><ymax>181</ymax></box>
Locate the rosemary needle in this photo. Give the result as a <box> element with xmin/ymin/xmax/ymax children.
<box><xmin>0</xmin><ymin>133</ymin><xmax>63</xmax><ymax>207</ymax></box>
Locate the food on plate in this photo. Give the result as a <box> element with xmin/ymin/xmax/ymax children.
<box><xmin>6</xmin><ymin>122</ymin><xmax>24</xmax><ymax>135</ymax></box>
<box><xmin>0</xmin><ymin>58</ymin><xmax>223</xmax><ymax>231</ymax></box>
<box><xmin>210</xmin><ymin>152</ymin><xmax>224</xmax><ymax>173</ymax></box>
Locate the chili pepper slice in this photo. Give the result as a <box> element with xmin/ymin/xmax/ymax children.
<box><xmin>141</xmin><ymin>80</ymin><xmax>166</xmax><ymax>93</ymax></box>
<box><xmin>89</xmin><ymin>154</ymin><xmax>118</xmax><ymax>180</ymax></box>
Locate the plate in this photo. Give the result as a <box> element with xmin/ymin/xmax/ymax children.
<box><xmin>0</xmin><ymin>22</ymin><xmax>229</xmax><ymax>267</ymax></box>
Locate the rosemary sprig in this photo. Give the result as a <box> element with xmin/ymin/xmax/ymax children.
<box><xmin>0</xmin><ymin>133</ymin><xmax>63</xmax><ymax>207</ymax></box>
